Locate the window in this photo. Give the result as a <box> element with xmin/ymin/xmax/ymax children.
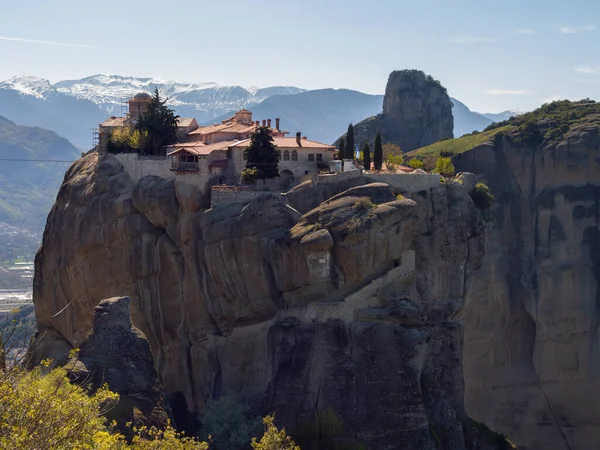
<box><xmin>316</xmin><ymin>153</ymin><xmax>323</xmax><ymax>161</ymax></box>
<box><xmin>283</xmin><ymin>150</ymin><xmax>290</xmax><ymax>161</ymax></box>
<box><xmin>308</xmin><ymin>154</ymin><xmax>315</xmax><ymax>162</ymax></box>
<box><xmin>243</xmin><ymin>150</ymin><xmax>247</xmax><ymax>160</ymax></box>
<box><xmin>291</xmin><ymin>150</ymin><xmax>298</xmax><ymax>161</ymax></box>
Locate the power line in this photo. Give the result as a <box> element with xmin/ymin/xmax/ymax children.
<box><xmin>0</xmin><ymin>158</ymin><xmax>75</xmax><ymax>163</ymax></box>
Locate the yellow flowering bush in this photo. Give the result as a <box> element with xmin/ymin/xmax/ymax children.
<box><xmin>251</xmin><ymin>415</ymin><xmax>300</xmax><ymax>450</ymax></box>
<box><xmin>0</xmin><ymin>364</ymin><xmax>121</xmax><ymax>450</ymax></box>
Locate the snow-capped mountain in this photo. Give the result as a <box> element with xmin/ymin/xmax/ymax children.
<box><xmin>0</xmin><ymin>76</ymin><xmax>55</xmax><ymax>100</ymax></box>
<box><xmin>482</xmin><ymin>109</ymin><xmax>526</xmax><ymax>123</ymax></box>
<box><xmin>53</xmin><ymin>74</ymin><xmax>306</xmax><ymax>117</ymax></box>
<box><xmin>0</xmin><ymin>73</ymin><xmax>519</xmax><ymax>149</ymax></box>
<box><xmin>0</xmin><ymin>74</ymin><xmax>308</xmax><ymax>148</ymax></box>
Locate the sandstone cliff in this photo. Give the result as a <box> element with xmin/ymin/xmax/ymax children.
<box><xmin>441</xmin><ymin>101</ymin><xmax>600</xmax><ymax>450</ymax></box>
<box><xmin>336</xmin><ymin>70</ymin><xmax>454</xmax><ymax>152</ymax></box>
<box><xmin>30</xmin><ymin>150</ymin><xmax>508</xmax><ymax>448</ymax></box>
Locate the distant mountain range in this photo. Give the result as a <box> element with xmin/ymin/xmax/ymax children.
<box><xmin>0</xmin><ymin>115</ymin><xmax>79</xmax><ymax>234</ymax></box>
<box><xmin>0</xmin><ymin>74</ymin><xmax>523</xmax><ymax>148</ymax></box>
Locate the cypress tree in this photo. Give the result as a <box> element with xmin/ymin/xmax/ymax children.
<box><xmin>345</xmin><ymin>124</ymin><xmax>355</xmax><ymax>160</ymax></box>
<box><xmin>362</xmin><ymin>143</ymin><xmax>371</xmax><ymax>171</ymax></box>
<box><xmin>338</xmin><ymin>138</ymin><xmax>345</xmax><ymax>159</ymax></box>
<box><xmin>373</xmin><ymin>131</ymin><xmax>383</xmax><ymax>170</ymax></box>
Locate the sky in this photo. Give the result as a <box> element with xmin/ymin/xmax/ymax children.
<box><xmin>1</xmin><ymin>0</ymin><xmax>599</xmax><ymax>113</ymax></box>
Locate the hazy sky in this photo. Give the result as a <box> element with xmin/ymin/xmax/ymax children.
<box><xmin>1</xmin><ymin>0</ymin><xmax>599</xmax><ymax>112</ymax></box>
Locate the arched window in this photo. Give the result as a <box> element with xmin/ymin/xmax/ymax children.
<box><xmin>283</xmin><ymin>150</ymin><xmax>290</xmax><ymax>161</ymax></box>
<box><xmin>291</xmin><ymin>150</ymin><xmax>298</xmax><ymax>161</ymax></box>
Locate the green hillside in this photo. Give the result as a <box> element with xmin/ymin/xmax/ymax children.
<box><xmin>409</xmin><ymin>99</ymin><xmax>600</xmax><ymax>158</ymax></box>
<box><xmin>0</xmin><ymin>116</ymin><xmax>79</xmax><ymax>230</ymax></box>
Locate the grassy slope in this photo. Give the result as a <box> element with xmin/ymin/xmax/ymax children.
<box><xmin>409</xmin><ymin>99</ymin><xmax>600</xmax><ymax>159</ymax></box>
<box><xmin>407</xmin><ymin>126</ymin><xmax>510</xmax><ymax>158</ymax></box>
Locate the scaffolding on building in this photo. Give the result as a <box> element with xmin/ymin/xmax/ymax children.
<box><xmin>92</xmin><ymin>128</ymin><xmax>99</xmax><ymax>149</ymax></box>
<box><xmin>121</xmin><ymin>98</ymin><xmax>129</xmax><ymax>120</ymax></box>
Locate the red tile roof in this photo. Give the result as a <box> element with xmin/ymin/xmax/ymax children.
<box><xmin>229</xmin><ymin>137</ymin><xmax>335</xmax><ymax>150</ymax></box>
<box><xmin>177</xmin><ymin>118</ymin><xmax>197</xmax><ymax>128</ymax></box>
<box><xmin>166</xmin><ymin>140</ymin><xmax>236</xmax><ymax>156</ymax></box>
<box><xmin>100</xmin><ymin>117</ymin><xmax>128</xmax><ymax>127</ymax></box>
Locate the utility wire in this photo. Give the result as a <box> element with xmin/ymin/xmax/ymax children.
<box><xmin>0</xmin><ymin>158</ymin><xmax>75</xmax><ymax>163</ymax></box>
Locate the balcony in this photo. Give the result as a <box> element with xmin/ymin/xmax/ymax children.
<box><xmin>171</xmin><ymin>161</ymin><xmax>199</xmax><ymax>171</ymax></box>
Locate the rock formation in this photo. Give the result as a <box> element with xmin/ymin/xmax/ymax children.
<box><xmin>28</xmin><ymin>296</ymin><xmax>167</xmax><ymax>430</ymax></box>
<box><xmin>336</xmin><ymin>70</ymin><xmax>454</xmax><ymax>152</ymax></box>
<box><xmin>29</xmin><ymin>150</ymin><xmax>509</xmax><ymax>449</ymax></box>
<box><xmin>453</xmin><ymin>105</ymin><xmax>600</xmax><ymax>449</ymax></box>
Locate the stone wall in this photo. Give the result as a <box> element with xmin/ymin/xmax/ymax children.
<box><xmin>317</xmin><ymin>170</ymin><xmax>363</xmax><ymax>184</ymax></box>
<box><xmin>365</xmin><ymin>173</ymin><xmax>440</xmax><ymax>192</ymax></box>
<box><xmin>114</xmin><ymin>153</ymin><xmax>215</xmax><ymax>194</ymax></box>
<box><xmin>114</xmin><ymin>154</ymin><xmax>176</xmax><ymax>183</ymax></box>
<box><xmin>210</xmin><ymin>186</ymin><xmax>282</xmax><ymax>208</ymax></box>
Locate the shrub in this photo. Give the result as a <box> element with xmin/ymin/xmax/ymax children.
<box><xmin>385</xmin><ymin>153</ymin><xmax>404</xmax><ymax>170</ymax></box>
<box><xmin>470</xmin><ymin>182</ymin><xmax>494</xmax><ymax>210</ymax></box>
<box><xmin>407</xmin><ymin>158</ymin><xmax>424</xmax><ymax>170</ymax></box>
<box><xmin>130</xmin><ymin>425</ymin><xmax>209</xmax><ymax>449</ymax></box>
<box><xmin>198</xmin><ymin>393</ymin><xmax>262</xmax><ymax>450</ymax></box>
<box><xmin>252</xmin><ymin>416</ymin><xmax>300</xmax><ymax>450</ymax></box>
<box><xmin>0</xmin><ymin>361</ymin><xmax>121</xmax><ymax>450</ymax></box>
<box><xmin>434</xmin><ymin>157</ymin><xmax>455</xmax><ymax>177</ymax></box>
<box><xmin>439</xmin><ymin>150</ymin><xmax>455</xmax><ymax>158</ymax></box>
<box><xmin>241</xmin><ymin>167</ymin><xmax>259</xmax><ymax>184</ymax></box>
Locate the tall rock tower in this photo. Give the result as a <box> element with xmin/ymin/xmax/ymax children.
<box><xmin>339</xmin><ymin>70</ymin><xmax>454</xmax><ymax>152</ymax></box>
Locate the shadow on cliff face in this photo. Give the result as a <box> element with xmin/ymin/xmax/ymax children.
<box><xmin>455</xmin><ymin>120</ymin><xmax>600</xmax><ymax>450</ymax></box>
<box><xmin>29</xmin><ymin>150</ymin><xmax>509</xmax><ymax>449</ymax></box>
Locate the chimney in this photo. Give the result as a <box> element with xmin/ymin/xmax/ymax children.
<box><xmin>256</xmin><ymin>121</ymin><xmax>260</xmax><ymax>126</ymax></box>
<box><xmin>262</xmin><ymin>119</ymin><xmax>266</xmax><ymax>127</ymax></box>
<box><xmin>296</xmin><ymin>132</ymin><xmax>302</xmax><ymax>146</ymax></box>
<box><xmin>267</xmin><ymin>119</ymin><xmax>272</xmax><ymax>128</ymax></box>
<box><xmin>275</xmin><ymin>118</ymin><xmax>280</xmax><ymax>130</ymax></box>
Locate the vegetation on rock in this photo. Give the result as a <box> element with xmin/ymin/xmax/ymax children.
<box><xmin>470</xmin><ymin>182</ymin><xmax>494</xmax><ymax>211</ymax></box>
<box><xmin>135</xmin><ymin>88</ymin><xmax>180</xmax><ymax>156</ymax></box>
<box><xmin>434</xmin><ymin>156</ymin><xmax>455</xmax><ymax>177</ymax></box>
<box><xmin>198</xmin><ymin>393</ymin><xmax>262</xmax><ymax>450</ymax></box>
<box><xmin>411</xmin><ymin>100</ymin><xmax>600</xmax><ymax>159</ymax></box>
<box><xmin>245</xmin><ymin>126</ymin><xmax>280</xmax><ymax>179</ymax></box>
<box><xmin>252</xmin><ymin>416</ymin><xmax>300</xmax><ymax>450</ymax></box>
<box><xmin>407</xmin><ymin>158</ymin><xmax>424</xmax><ymax>170</ymax></box>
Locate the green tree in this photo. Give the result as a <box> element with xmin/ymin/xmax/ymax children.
<box><xmin>345</xmin><ymin>124</ymin><xmax>355</xmax><ymax>160</ymax></box>
<box><xmin>199</xmin><ymin>393</ymin><xmax>262</xmax><ymax>450</ymax></box>
<box><xmin>245</xmin><ymin>126</ymin><xmax>280</xmax><ymax>179</ymax></box>
<box><xmin>136</xmin><ymin>88</ymin><xmax>180</xmax><ymax>156</ymax></box>
<box><xmin>470</xmin><ymin>182</ymin><xmax>495</xmax><ymax>210</ymax></box>
<box><xmin>408</xmin><ymin>158</ymin><xmax>424</xmax><ymax>170</ymax></box>
<box><xmin>434</xmin><ymin>156</ymin><xmax>455</xmax><ymax>177</ymax></box>
<box><xmin>362</xmin><ymin>143</ymin><xmax>371</xmax><ymax>171</ymax></box>
<box><xmin>338</xmin><ymin>138</ymin><xmax>345</xmax><ymax>159</ymax></box>
<box><xmin>373</xmin><ymin>132</ymin><xmax>383</xmax><ymax>171</ymax></box>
